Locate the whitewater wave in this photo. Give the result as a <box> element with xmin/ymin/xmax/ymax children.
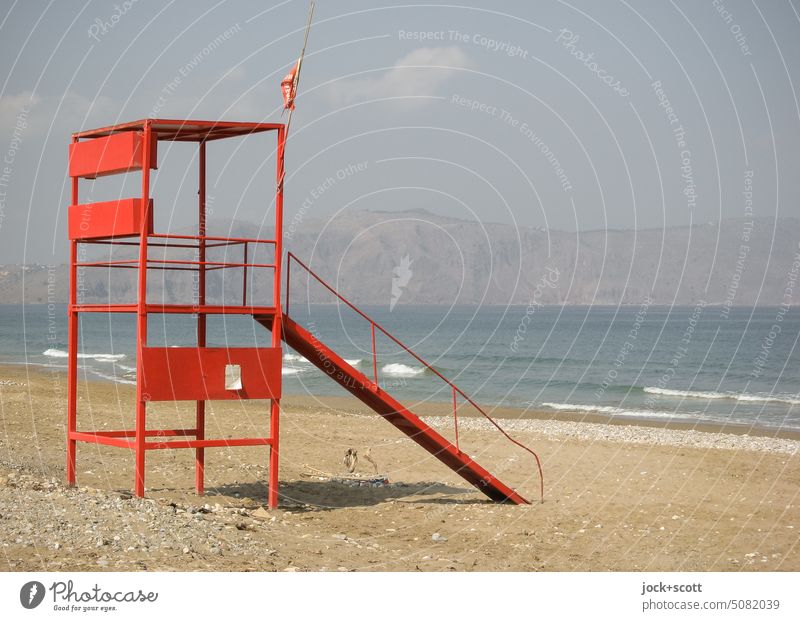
<box><xmin>382</xmin><ymin>363</ymin><xmax>425</xmax><ymax>377</ymax></box>
<box><xmin>643</xmin><ymin>387</ymin><xmax>800</xmax><ymax>406</ymax></box>
<box><xmin>284</xmin><ymin>353</ymin><xmax>361</xmax><ymax>367</ymax></box>
<box><xmin>90</xmin><ymin>371</ymin><xmax>137</xmax><ymax>386</ymax></box>
<box><xmin>43</xmin><ymin>348</ymin><xmax>126</xmax><ymax>362</ymax></box>
<box><xmin>282</xmin><ymin>367</ymin><xmax>307</xmax><ymax>376</ymax></box>
<box><xmin>541</xmin><ymin>402</ymin><xmax>688</xmax><ymax>420</ymax></box>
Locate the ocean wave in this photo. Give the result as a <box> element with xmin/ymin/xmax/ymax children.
<box><xmin>90</xmin><ymin>371</ymin><xmax>137</xmax><ymax>386</ymax></box>
<box><xmin>541</xmin><ymin>402</ymin><xmax>688</xmax><ymax>420</ymax></box>
<box><xmin>285</xmin><ymin>353</ymin><xmax>361</xmax><ymax>367</ymax></box>
<box><xmin>43</xmin><ymin>348</ymin><xmax>126</xmax><ymax>362</ymax></box>
<box><xmin>282</xmin><ymin>367</ymin><xmax>306</xmax><ymax>376</ymax></box>
<box><xmin>643</xmin><ymin>387</ymin><xmax>800</xmax><ymax>406</ymax></box>
<box><xmin>382</xmin><ymin>363</ymin><xmax>425</xmax><ymax>377</ymax></box>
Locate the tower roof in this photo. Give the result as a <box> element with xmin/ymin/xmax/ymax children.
<box><xmin>73</xmin><ymin>118</ymin><xmax>284</xmax><ymax>142</ymax></box>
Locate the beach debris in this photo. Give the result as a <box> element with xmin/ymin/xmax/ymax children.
<box><xmin>342</xmin><ymin>447</ymin><xmax>379</xmax><ymax>475</ymax></box>
<box><xmin>302</xmin><ymin>464</ymin><xmax>389</xmax><ymax>487</ymax></box>
<box><xmin>343</xmin><ymin>448</ymin><xmax>358</xmax><ymax>473</ymax></box>
<box><xmin>251</xmin><ymin>507</ymin><xmax>271</xmax><ymax>519</ymax></box>
<box><xmin>431</xmin><ymin>532</ymin><xmax>447</xmax><ymax>542</ymax></box>
<box><xmin>363</xmin><ymin>447</ymin><xmax>378</xmax><ymax>473</ymax></box>
<box><xmin>342</xmin><ymin>447</ymin><xmax>378</xmax><ymax>475</ymax></box>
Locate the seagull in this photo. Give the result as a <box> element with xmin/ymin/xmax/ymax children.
<box><xmin>363</xmin><ymin>447</ymin><xmax>378</xmax><ymax>473</ymax></box>
<box><xmin>343</xmin><ymin>448</ymin><xmax>358</xmax><ymax>473</ymax></box>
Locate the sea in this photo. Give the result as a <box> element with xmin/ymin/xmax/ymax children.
<box><xmin>1</xmin><ymin>303</ymin><xmax>797</xmax><ymax>432</ymax></box>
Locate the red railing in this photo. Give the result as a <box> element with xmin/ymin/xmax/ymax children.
<box><xmin>76</xmin><ymin>233</ymin><xmax>276</xmax><ymax>307</ymax></box>
<box><xmin>285</xmin><ymin>251</ymin><xmax>544</xmax><ymax>503</ymax></box>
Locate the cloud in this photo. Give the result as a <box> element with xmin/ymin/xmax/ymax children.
<box><xmin>0</xmin><ymin>91</ymin><xmax>41</xmax><ymax>139</ymax></box>
<box><xmin>327</xmin><ymin>46</ymin><xmax>472</xmax><ymax>107</ymax></box>
<box><xmin>0</xmin><ymin>90</ymin><xmax>117</xmax><ymax>142</ymax></box>
<box><xmin>53</xmin><ymin>91</ymin><xmax>118</xmax><ymax>133</ymax></box>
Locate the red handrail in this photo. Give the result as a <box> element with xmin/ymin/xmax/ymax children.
<box><xmin>78</xmin><ymin>232</ymin><xmax>275</xmax><ymax>247</ymax></box>
<box><xmin>150</xmin><ymin>232</ymin><xmax>276</xmax><ymax>245</ymax></box>
<box><xmin>77</xmin><ymin>259</ymin><xmax>275</xmax><ymax>269</ymax></box>
<box><xmin>285</xmin><ymin>251</ymin><xmax>544</xmax><ymax>503</ymax></box>
<box><xmin>77</xmin><ymin>235</ymin><xmax>273</xmax><ymax>309</ymax></box>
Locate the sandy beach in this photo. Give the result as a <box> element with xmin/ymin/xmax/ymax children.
<box><xmin>0</xmin><ymin>363</ymin><xmax>798</xmax><ymax>571</ymax></box>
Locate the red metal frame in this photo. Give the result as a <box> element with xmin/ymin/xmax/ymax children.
<box><xmin>66</xmin><ymin>119</ymin><xmax>286</xmax><ymax>507</ymax></box>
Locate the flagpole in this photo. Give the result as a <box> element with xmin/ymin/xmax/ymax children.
<box><xmin>279</xmin><ymin>0</ymin><xmax>315</xmax><ymax>191</ymax></box>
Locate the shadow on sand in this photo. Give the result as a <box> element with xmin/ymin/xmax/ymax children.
<box><xmin>203</xmin><ymin>479</ymin><xmax>487</xmax><ymax>509</ymax></box>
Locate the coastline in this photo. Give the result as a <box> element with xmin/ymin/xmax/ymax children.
<box><xmin>293</xmin><ymin>391</ymin><xmax>800</xmax><ymax>442</ymax></box>
<box><xmin>6</xmin><ymin>362</ymin><xmax>798</xmax><ymax>443</ymax></box>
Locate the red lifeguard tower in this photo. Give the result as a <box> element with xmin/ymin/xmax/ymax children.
<box><xmin>66</xmin><ymin>117</ymin><xmax>542</xmax><ymax>508</ymax></box>
<box><xmin>66</xmin><ymin>119</ymin><xmax>286</xmax><ymax>507</ymax></box>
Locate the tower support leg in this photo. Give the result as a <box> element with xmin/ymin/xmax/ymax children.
<box><xmin>195</xmin><ymin>402</ymin><xmax>205</xmax><ymax>495</ymax></box>
<box><xmin>268</xmin><ymin>398</ymin><xmax>280</xmax><ymax>508</ymax></box>
<box><xmin>133</xmin><ymin>121</ymin><xmax>152</xmax><ymax>499</ymax></box>
<box><xmin>66</xmin><ymin>307</ymin><xmax>77</xmax><ymax>486</ymax></box>
<box><xmin>195</xmin><ymin>140</ymin><xmax>207</xmax><ymax>496</ymax></box>
<box><xmin>134</xmin><ymin>399</ymin><xmax>146</xmax><ymax>497</ymax></box>
<box><xmin>66</xmin><ymin>164</ymin><xmax>79</xmax><ymax>487</ymax></box>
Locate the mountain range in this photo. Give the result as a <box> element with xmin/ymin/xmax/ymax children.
<box><xmin>3</xmin><ymin>210</ymin><xmax>798</xmax><ymax>307</ymax></box>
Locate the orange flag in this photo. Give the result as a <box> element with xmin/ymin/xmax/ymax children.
<box><xmin>281</xmin><ymin>63</ymin><xmax>298</xmax><ymax>110</ymax></box>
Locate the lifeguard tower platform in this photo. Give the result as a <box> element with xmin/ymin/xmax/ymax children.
<box><xmin>66</xmin><ymin>118</ymin><xmax>542</xmax><ymax>507</ymax></box>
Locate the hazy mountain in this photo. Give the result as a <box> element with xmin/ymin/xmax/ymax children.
<box><xmin>3</xmin><ymin>211</ymin><xmax>798</xmax><ymax>307</ymax></box>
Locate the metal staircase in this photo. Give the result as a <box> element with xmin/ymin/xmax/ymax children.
<box><xmin>254</xmin><ymin>253</ymin><xmax>543</xmax><ymax>504</ymax></box>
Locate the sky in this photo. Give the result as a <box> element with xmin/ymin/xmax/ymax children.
<box><xmin>0</xmin><ymin>0</ymin><xmax>798</xmax><ymax>263</ymax></box>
